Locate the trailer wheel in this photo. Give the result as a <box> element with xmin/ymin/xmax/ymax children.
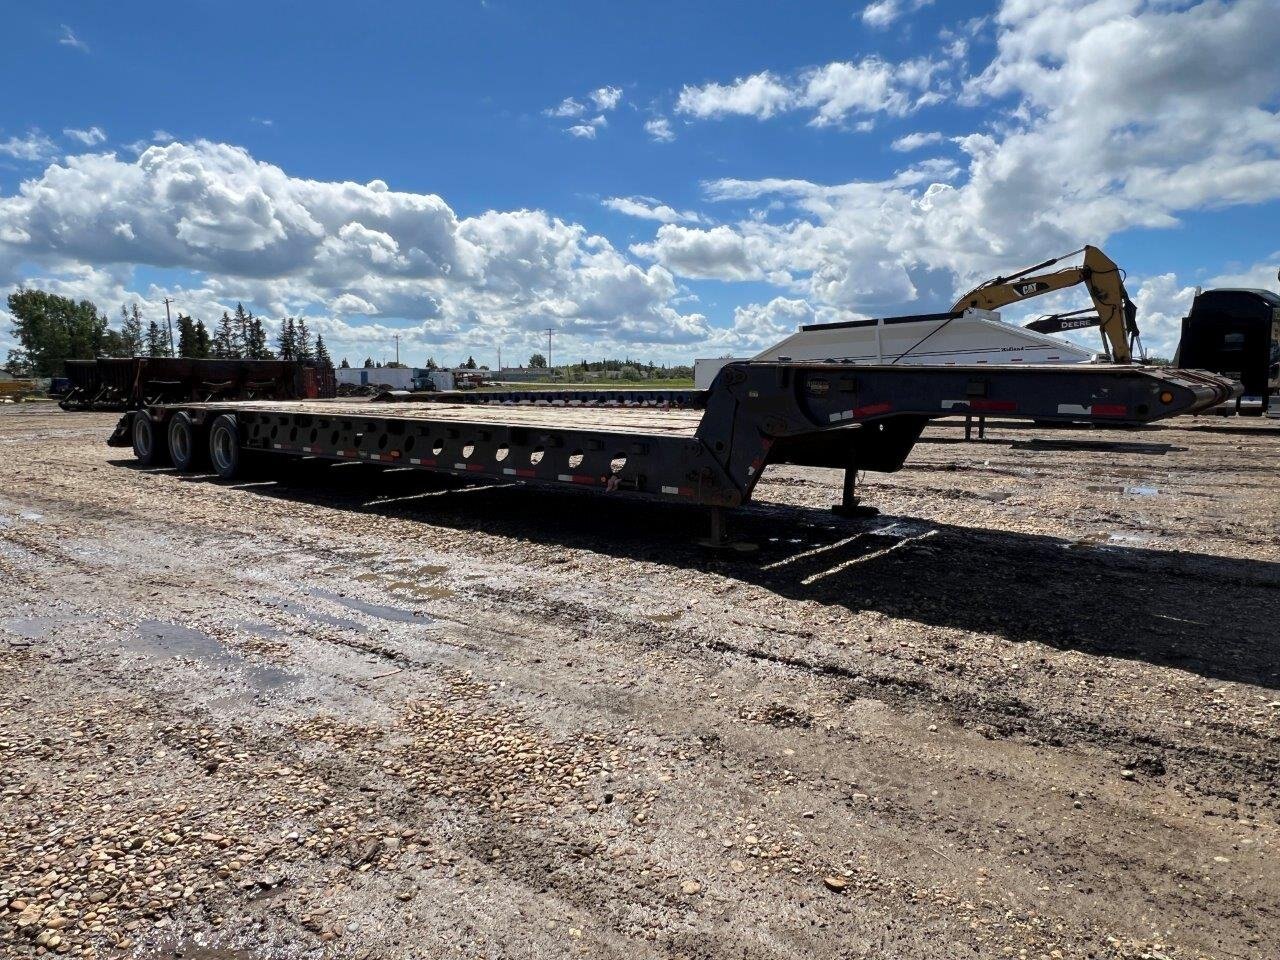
<box><xmin>208</xmin><ymin>414</ymin><xmax>243</xmax><ymax>479</ymax></box>
<box><xmin>131</xmin><ymin>411</ymin><xmax>168</xmax><ymax>466</ymax></box>
<box><xmin>167</xmin><ymin>412</ymin><xmax>204</xmax><ymax>472</ymax></box>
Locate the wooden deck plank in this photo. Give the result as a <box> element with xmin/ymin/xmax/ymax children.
<box><xmin>176</xmin><ymin>399</ymin><xmax>705</xmax><ymax>437</ymax></box>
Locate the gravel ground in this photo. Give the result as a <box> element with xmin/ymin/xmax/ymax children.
<box><xmin>0</xmin><ymin>403</ymin><xmax>1277</xmax><ymax>960</ymax></box>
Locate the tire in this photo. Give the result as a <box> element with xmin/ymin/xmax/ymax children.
<box><xmin>208</xmin><ymin>414</ymin><xmax>243</xmax><ymax>480</ymax></box>
<box><xmin>167</xmin><ymin>412</ymin><xmax>204</xmax><ymax>472</ymax></box>
<box><xmin>131</xmin><ymin>411</ymin><xmax>168</xmax><ymax>466</ymax></box>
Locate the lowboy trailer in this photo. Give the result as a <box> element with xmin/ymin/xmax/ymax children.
<box><xmin>110</xmin><ymin>361</ymin><xmax>1236</xmax><ymax>542</ymax></box>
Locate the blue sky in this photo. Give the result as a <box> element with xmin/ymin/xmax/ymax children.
<box><xmin>2</xmin><ymin>0</ymin><xmax>1278</xmax><ymax>365</ymax></box>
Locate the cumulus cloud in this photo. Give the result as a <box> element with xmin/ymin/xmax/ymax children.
<box><xmin>63</xmin><ymin>126</ymin><xmax>107</xmax><ymax>146</ymax></box>
<box><xmin>590</xmin><ymin>86</ymin><xmax>623</xmax><ymax>111</ymax></box>
<box><xmin>640</xmin><ymin>0</ymin><xmax>1280</xmax><ymax>321</ymax></box>
<box><xmin>644</xmin><ymin>117</ymin><xmax>676</xmax><ymax>143</ymax></box>
<box><xmin>548</xmin><ymin>85</ymin><xmax>624</xmax><ymax>139</ymax></box>
<box><xmin>890</xmin><ymin>130</ymin><xmax>943</xmax><ymax>152</ymax></box>
<box><xmin>676</xmin><ymin>72</ymin><xmax>795</xmax><ymax>120</ymax></box>
<box><xmin>676</xmin><ymin>57</ymin><xmax>946</xmax><ymax>128</ymax></box>
<box><xmin>0</xmin><ymin>131</ymin><xmax>57</xmax><ymax>162</ymax></box>
<box><xmin>602</xmin><ymin>196</ymin><xmax>703</xmax><ymax>224</ymax></box>
<box><xmin>0</xmin><ymin>141</ymin><xmax>710</xmax><ymax>361</ymax></box>
<box><xmin>860</xmin><ymin>0</ymin><xmax>934</xmax><ymax>29</ymax></box>
<box><xmin>566</xmin><ymin>116</ymin><xmax>607</xmax><ymax>139</ymax></box>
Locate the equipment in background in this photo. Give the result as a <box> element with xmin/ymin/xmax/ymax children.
<box><xmin>58</xmin><ymin>357</ymin><xmax>336</xmax><ymax>411</ymax></box>
<box><xmin>951</xmin><ymin>245</ymin><xmax>1143</xmax><ymax>363</ymax></box>
<box><xmin>1175</xmin><ymin>286</ymin><xmax>1280</xmax><ymax>416</ymax></box>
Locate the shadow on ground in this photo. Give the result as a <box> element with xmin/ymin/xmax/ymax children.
<box><xmin>112</xmin><ymin>457</ymin><xmax>1280</xmax><ymax>691</ymax></box>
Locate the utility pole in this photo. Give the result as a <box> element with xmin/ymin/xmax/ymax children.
<box><xmin>163</xmin><ymin>297</ymin><xmax>176</xmax><ymax>356</ymax></box>
<box><xmin>497</xmin><ymin>346</ymin><xmax>502</xmax><ymax>372</ymax></box>
<box><xmin>545</xmin><ymin>327</ymin><xmax>554</xmax><ymax>375</ymax></box>
<box><xmin>393</xmin><ymin>333</ymin><xmax>401</xmax><ymax>366</ymax></box>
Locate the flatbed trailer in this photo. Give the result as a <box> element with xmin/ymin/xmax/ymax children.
<box><xmin>110</xmin><ymin>361</ymin><xmax>1235</xmax><ymax>539</ymax></box>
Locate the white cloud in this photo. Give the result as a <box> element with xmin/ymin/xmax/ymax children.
<box><xmin>0</xmin><ymin>141</ymin><xmax>710</xmax><ymax>362</ymax></box>
<box><xmin>590</xmin><ymin>86</ymin><xmax>623</xmax><ymax>111</ymax></box>
<box><xmin>63</xmin><ymin>126</ymin><xmax>107</xmax><ymax>146</ymax></box>
<box><xmin>566</xmin><ymin>116</ymin><xmax>607</xmax><ymax>139</ymax></box>
<box><xmin>548</xmin><ymin>85</ymin><xmax>624</xmax><ymax>139</ymax></box>
<box><xmin>891</xmin><ymin>130</ymin><xmax>943</xmax><ymax>152</ymax></box>
<box><xmin>547</xmin><ymin>97</ymin><xmax>586</xmax><ymax>118</ymax></box>
<box><xmin>644</xmin><ymin>117</ymin><xmax>676</xmax><ymax>143</ymax></box>
<box><xmin>0</xmin><ymin>132</ymin><xmax>57</xmax><ymax>162</ymax></box>
<box><xmin>58</xmin><ymin>25</ymin><xmax>89</xmax><ymax>53</ymax></box>
<box><xmin>1209</xmin><ymin>254</ymin><xmax>1280</xmax><ymax>290</ymax></box>
<box><xmin>602</xmin><ymin>196</ymin><xmax>702</xmax><ymax>224</ymax></box>
<box><xmin>675</xmin><ymin>72</ymin><xmax>794</xmax><ymax>120</ymax></box>
<box><xmin>676</xmin><ymin>57</ymin><xmax>946</xmax><ymax>128</ymax></box>
<box><xmin>640</xmin><ymin>0</ymin><xmax>1280</xmax><ymax>322</ymax></box>
<box><xmin>860</xmin><ymin>0</ymin><xmax>934</xmax><ymax>29</ymax></box>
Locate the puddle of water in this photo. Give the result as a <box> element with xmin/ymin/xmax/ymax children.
<box><xmin>129</xmin><ymin>620</ymin><xmax>291</xmax><ymax>691</ymax></box>
<box><xmin>645</xmin><ymin>612</ymin><xmax>682</xmax><ymax>624</ymax></box>
<box><xmin>2</xmin><ymin>616</ymin><xmax>61</xmax><ymax>641</ymax></box>
<box><xmin>1123</xmin><ymin>486</ymin><xmax>1160</xmax><ymax>497</ymax></box>
<box><xmin>308</xmin><ymin>587</ymin><xmax>434</xmax><ymax>626</ymax></box>
<box><xmin>274</xmin><ymin>597</ymin><xmax>366</xmax><ymax>633</ymax></box>
<box><xmin>352</xmin><ymin>566</ymin><xmax>454</xmax><ymax>601</ymax></box>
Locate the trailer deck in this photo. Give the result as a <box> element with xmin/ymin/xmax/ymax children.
<box><xmin>110</xmin><ymin>361</ymin><xmax>1238</xmax><ymax>528</ymax></box>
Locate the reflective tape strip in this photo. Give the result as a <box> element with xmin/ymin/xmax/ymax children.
<box><xmin>661</xmin><ymin>485</ymin><xmax>694</xmax><ymax>496</ymax></box>
<box><xmin>854</xmin><ymin>402</ymin><xmax>893</xmax><ymax>417</ymax></box>
<box><xmin>503</xmin><ymin>467</ymin><xmax>537</xmax><ymax>478</ymax></box>
<box><xmin>408</xmin><ymin>457</ymin><xmax>437</xmax><ymax>466</ymax></box>
<box><xmin>453</xmin><ymin>462</ymin><xmax>468</xmax><ymax>470</ymax></box>
<box><xmin>1057</xmin><ymin>404</ymin><xmax>1091</xmax><ymax>415</ymax></box>
<box><xmin>970</xmin><ymin>399</ymin><xmax>1017</xmax><ymax>412</ymax></box>
<box><xmin>1091</xmin><ymin>403</ymin><xmax>1128</xmax><ymax>417</ymax></box>
<box><xmin>559</xmin><ymin>474</ymin><xmax>597</xmax><ymax>485</ymax></box>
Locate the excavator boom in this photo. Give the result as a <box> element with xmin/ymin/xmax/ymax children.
<box><xmin>951</xmin><ymin>245</ymin><xmax>1140</xmax><ymax>362</ymax></box>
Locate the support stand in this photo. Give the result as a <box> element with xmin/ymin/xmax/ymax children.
<box><xmin>831</xmin><ymin>456</ymin><xmax>879</xmax><ymax>518</ymax></box>
<box><xmin>695</xmin><ymin>506</ymin><xmax>758</xmax><ymax>552</ymax></box>
<box><xmin>964</xmin><ymin>414</ymin><xmax>987</xmax><ymax>441</ymax></box>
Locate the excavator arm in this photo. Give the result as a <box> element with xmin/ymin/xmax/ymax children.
<box><xmin>951</xmin><ymin>245</ymin><xmax>1141</xmax><ymax>362</ymax></box>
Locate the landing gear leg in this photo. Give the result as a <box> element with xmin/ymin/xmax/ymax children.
<box><xmin>696</xmin><ymin>506</ymin><xmax>758</xmax><ymax>553</ymax></box>
<box><xmin>832</xmin><ymin>454</ymin><xmax>879</xmax><ymax>519</ymax></box>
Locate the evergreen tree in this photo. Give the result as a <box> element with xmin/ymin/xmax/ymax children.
<box><xmin>363</xmin><ymin>357</ymin><xmax>374</xmax><ymax>368</ymax></box>
<box><xmin>212</xmin><ymin>311</ymin><xmax>241</xmax><ymax>358</ymax></box>
<box><xmin>120</xmin><ymin>303</ymin><xmax>144</xmax><ymax>356</ymax></box>
<box><xmin>244</xmin><ymin>317</ymin><xmax>272</xmax><ymax>359</ymax></box>
<box><xmin>194</xmin><ymin>320</ymin><xmax>212</xmax><ymax>358</ymax></box>
<box><xmin>277</xmin><ymin>317</ymin><xmax>297</xmax><ymax>360</ymax></box>
<box><xmin>296</xmin><ymin>318</ymin><xmax>314</xmax><ymax>361</ymax></box>
<box><xmin>463</xmin><ymin>355</ymin><xmax>477</xmax><ymax>369</ymax></box>
<box><xmin>145</xmin><ymin>320</ymin><xmax>167</xmax><ymax>357</ymax></box>
<box><xmin>314</xmin><ymin>335</ymin><xmax>332</xmax><ymax>368</ymax></box>
<box><xmin>176</xmin><ymin>314</ymin><xmax>197</xmax><ymax>357</ymax></box>
<box><xmin>339</xmin><ymin>356</ymin><xmax>350</xmax><ymax>369</ymax></box>
<box><xmin>233</xmin><ymin>303</ymin><xmax>253</xmax><ymax>354</ymax></box>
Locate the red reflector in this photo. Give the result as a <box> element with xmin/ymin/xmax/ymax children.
<box><xmin>1091</xmin><ymin>404</ymin><xmax>1128</xmax><ymax>417</ymax></box>
<box><xmin>969</xmin><ymin>399</ymin><xmax>1017</xmax><ymax>412</ymax></box>
<box><xmin>854</xmin><ymin>402</ymin><xmax>893</xmax><ymax>417</ymax></box>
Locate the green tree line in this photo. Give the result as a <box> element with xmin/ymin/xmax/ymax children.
<box><xmin>5</xmin><ymin>289</ymin><xmax>332</xmax><ymax>376</ymax></box>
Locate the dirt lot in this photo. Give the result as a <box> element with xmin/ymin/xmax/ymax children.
<box><xmin>0</xmin><ymin>403</ymin><xmax>1277</xmax><ymax>960</ymax></box>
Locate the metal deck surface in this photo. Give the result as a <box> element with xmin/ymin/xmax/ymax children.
<box><xmin>175</xmin><ymin>399</ymin><xmax>705</xmax><ymax>437</ymax></box>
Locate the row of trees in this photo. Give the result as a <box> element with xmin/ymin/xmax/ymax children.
<box><xmin>4</xmin><ymin>290</ymin><xmax>333</xmax><ymax>376</ymax></box>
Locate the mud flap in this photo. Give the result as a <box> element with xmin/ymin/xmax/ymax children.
<box><xmin>107</xmin><ymin>412</ymin><xmax>136</xmax><ymax>447</ymax></box>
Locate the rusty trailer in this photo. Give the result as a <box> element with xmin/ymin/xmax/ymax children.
<box><xmin>109</xmin><ymin>361</ymin><xmax>1236</xmax><ymax>539</ymax></box>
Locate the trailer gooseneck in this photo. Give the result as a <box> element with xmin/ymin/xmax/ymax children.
<box><xmin>110</xmin><ymin>361</ymin><xmax>1236</xmax><ymax>540</ymax></box>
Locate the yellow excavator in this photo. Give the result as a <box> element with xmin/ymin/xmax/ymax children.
<box><xmin>951</xmin><ymin>245</ymin><xmax>1144</xmax><ymax>363</ymax></box>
